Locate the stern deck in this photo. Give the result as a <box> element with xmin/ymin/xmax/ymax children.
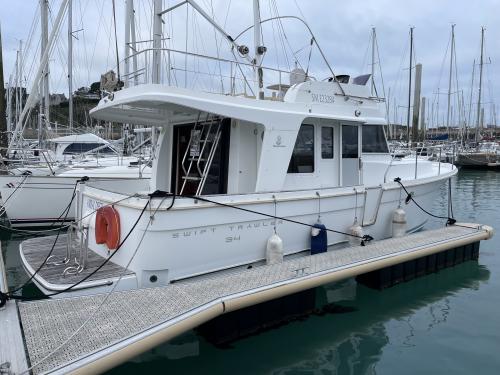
<box><xmin>21</xmin><ymin>234</ymin><xmax>135</xmax><ymax>291</ymax></box>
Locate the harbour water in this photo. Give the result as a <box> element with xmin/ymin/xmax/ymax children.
<box><xmin>2</xmin><ymin>169</ymin><xmax>499</xmax><ymax>374</ymax></box>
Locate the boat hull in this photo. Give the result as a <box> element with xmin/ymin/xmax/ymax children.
<box><xmin>0</xmin><ymin>174</ymin><xmax>150</xmax><ymax>227</ymax></box>
<box><xmin>78</xmin><ymin>172</ymin><xmax>454</xmax><ymax>290</ymax></box>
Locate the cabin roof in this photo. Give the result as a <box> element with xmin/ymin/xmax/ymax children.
<box><xmin>49</xmin><ymin>133</ymin><xmax>108</xmax><ymax>144</ymax></box>
<box><xmin>90</xmin><ymin>84</ymin><xmax>386</xmax><ymax>128</ymax></box>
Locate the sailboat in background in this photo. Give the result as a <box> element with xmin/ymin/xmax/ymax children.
<box><xmin>0</xmin><ymin>0</ymin><xmax>151</xmax><ymax>227</ymax></box>
<box><xmin>456</xmin><ymin>27</ymin><xmax>500</xmax><ymax>169</ymax></box>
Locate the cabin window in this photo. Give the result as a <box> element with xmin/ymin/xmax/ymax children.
<box><xmin>287</xmin><ymin>124</ymin><xmax>314</xmax><ymax>173</ymax></box>
<box><xmin>321</xmin><ymin>127</ymin><xmax>334</xmax><ymax>159</ymax></box>
<box><xmin>62</xmin><ymin>143</ymin><xmax>114</xmax><ymax>154</ymax></box>
<box><xmin>362</xmin><ymin>126</ymin><xmax>389</xmax><ymax>153</ymax></box>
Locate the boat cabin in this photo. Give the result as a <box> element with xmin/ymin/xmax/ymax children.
<box><xmin>46</xmin><ymin>133</ymin><xmax>116</xmax><ymax>159</ymax></box>
<box><xmin>90</xmin><ymin>80</ymin><xmax>390</xmax><ymax>194</ymax></box>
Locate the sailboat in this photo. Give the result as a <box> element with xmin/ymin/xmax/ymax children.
<box><xmin>19</xmin><ymin>0</ymin><xmax>457</xmax><ymax>297</ymax></box>
<box><xmin>456</xmin><ymin>27</ymin><xmax>500</xmax><ymax>169</ymax></box>
<box><xmin>0</xmin><ymin>0</ymin><xmax>152</xmax><ymax>227</ymax></box>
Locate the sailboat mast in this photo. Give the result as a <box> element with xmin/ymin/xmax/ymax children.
<box><xmin>68</xmin><ymin>0</ymin><xmax>73</xmax><ymax>131</ymax></box>
<box><xmin>406</xmin><ymin>27</ymin><xmax>414</xmax><ymax>145</ymax></box>
<box><xmin>446</xmin><ymin>24</ymin><xmax>455</xmax><ymax>139</ymax></box>
<box><xmin>15</xmin><ymin>48</ymin><xmax>19</xmax><ymax>124</ymax></box>
<box><xmin>41</xmin><ymin>0</ymin><xmax>50</xmax><ymax>131</ymax></box>
<box><xmin>0</xmin><ymin>24</ymin><xmax>6</xmax><ymax>149</ymax></box>
<box><xmin>475</xmin><ymin>27</ymin><xmax>484</xmax><ymax>142</ymax></box>
<box><xmin>371</xmin><ymin>27</ymin><xmax>376</xmax><ymax>96</ymax></box>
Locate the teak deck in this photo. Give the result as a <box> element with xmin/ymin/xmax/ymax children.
<box><xmin>21</xmin><ymin>234</ymin><xmax>134</xmax><ymax>287</ymax></box>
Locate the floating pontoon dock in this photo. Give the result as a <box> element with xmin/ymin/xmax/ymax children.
<box><xmin>0</xmin><ymin>223</ymin><xmax>494</xmax><ymax>374</ymax></box>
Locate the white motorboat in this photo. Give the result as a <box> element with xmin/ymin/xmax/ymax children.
<box><xmin>21</xmin><ymin>78</ymin><xmax>457</xmax><ymax>296</ymax></box>
<box><xmin>18</xmin><ymin>1</ymin><xmax>456</xmax><ymax>297</ymax></box>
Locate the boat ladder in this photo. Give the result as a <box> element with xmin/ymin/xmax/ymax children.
<box><xmin>180</xmin><ymin>114</ymin><xmax>222</xmax><ymax>195</ymax></box>
<box><xmin>46</xmin><ymin>223</ymin><xmax>90</xmax><ymax>275</ymax></box>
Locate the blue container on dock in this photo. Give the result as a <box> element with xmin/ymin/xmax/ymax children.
<box><xmin>311</xmin><ymin>223</ymin><xmax>327</xmax><ymax>255</ymax></box>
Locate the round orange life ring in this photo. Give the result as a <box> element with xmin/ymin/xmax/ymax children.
<box><xmin>95</xmin><ymin>206</ymin><xmax>121</xmax><ymax>250</ymax></box>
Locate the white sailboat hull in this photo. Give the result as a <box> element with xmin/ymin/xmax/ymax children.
<box><xmin>0</xmin><ymin>170</ymin><xmax>150</xmax><ymax>227</ymax></box>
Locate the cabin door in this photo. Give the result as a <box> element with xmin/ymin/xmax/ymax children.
<box><xmin>171</xmin><ymin>118</ymin><xmax>230</xmax><ymax>195</ymax></box>
<box><xmin>341</xmin><ymin>124</ymin><xmax>361</xmax><ymax>186</ymax></box>
<box><xmin>318</xmin><ymin>124</ymin><xmax>340</xmax><ymax>187</ymax></box>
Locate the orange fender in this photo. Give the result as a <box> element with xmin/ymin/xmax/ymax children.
<box><xmin>95</xmin><ymin>206</ymin><xmax>121</xmax><ymax>250</ymax></box>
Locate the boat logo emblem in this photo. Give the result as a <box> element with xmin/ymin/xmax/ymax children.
<box><xmin>273</xmin><ymin>135</ymin><xmax>285</xmax><ymax>148</ymax></box>
<box><xmin>354</xmin><ymin>110</ymin><xmax>361</xmax><ymax>117</ymax></box>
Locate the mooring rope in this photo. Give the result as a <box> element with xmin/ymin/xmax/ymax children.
<box><xmin>179</xmin><ymin>192</ymin><xmax>374</xmax><ymax>244</ymax></box>
<box><xmin>393</xmin><ymin>177</ymin><xmax>456</xmax><ymax>226</ymax></box>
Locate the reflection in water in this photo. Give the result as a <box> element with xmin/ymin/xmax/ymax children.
<box><xmin>106</xmin><ymin>261</ymin><xmax>489</xmax><ymax>375</ymax></box>
<box><xmin>267</xmin><ymin>262</ymin><xmax>490</xmax><ymax>375</ymax></box>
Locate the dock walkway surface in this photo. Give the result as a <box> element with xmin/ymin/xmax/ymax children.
<box><xmin>1</xmin><ymin>224</ymin><xmax>494</xmax><ymax>374</ymax></box>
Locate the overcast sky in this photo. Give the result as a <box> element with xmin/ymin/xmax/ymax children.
<box><xmin>1</xmin><ymin>0</ymin><xmax>498</xmax><ymax>127</ymax></box>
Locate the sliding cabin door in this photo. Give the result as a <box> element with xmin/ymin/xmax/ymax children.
<box><xmin>341</xmin><ymin>124</ymin><xmax>361</xmax><ymax>186</ymax></box>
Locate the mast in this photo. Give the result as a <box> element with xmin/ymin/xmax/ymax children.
<box><xmin>151</xmin><ymin>0</ymin><xmax>162</xmax><ymax>153</ymax></box>
<box><xmin>475</xmin><ymin>27</ymin><xmax>484</xmax><ymax>142</ymax></box>
<box><xmin>371</xmin><ymin>27</ymin><xmax>376</xmax><ymax>96</ymax></box>
<box><xmin>152</xmin><ymin>0</ymin><xmax>162</xmax><ymax>85</ymax></box>
<box><xmin>446</xmin><ymin>24</ymin><xmax>455</xmax><ymax>139</ymax></box>
<box><xmin>38</xmin><ymin>0</ymin><xmax>50</xmax><ymax>135</ymax></box>
<box><xmin>15</xmin><ymin>49</ymin><xmax>19</xmax><ymax>124</ymax></box>
<box><xmin>6</xmin><ymin>76</ymin><xmax>12</xmax><ymax>138</ymax></box>
<box><xmin>130</xmin><ymin>1</ymin><xmax>139</xmax><ymax>86</ymax></box>
<box><xmin>0</xmin><ymin>24</ymin><xmax>6</xmax><ymax>150</ymax></box>
<box><xmin>124</xmin><ymin>0</ymin><xmax>132</xmax><ymax>88</ymax></box>
<box><xmin>68</xmin><ymin>0</ymin><xmax>73</xmax><ymax>131</ymax></box>
<box><xmin>406</xmin><ymin>27</ymin><xmax>414</xmax><ymax>145</ymax></box>
<box><xmin>467</xmin><ymin>59</ymin><xmax>475</xmax><ymax>140</ymax></box>
<box><xmin>18</xmin><ymin>40</ymin><xmax>23</xmax><ymax>120</ymax></box>
<box><xmin>253</xmin><ymin>0</ymin><xmax>264</xmax><ymax>100</ymax></box>
<box><xmin>8</xmin><ymin>0</ymin><xmax>68</xmax><ymax>154</ymax></box>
